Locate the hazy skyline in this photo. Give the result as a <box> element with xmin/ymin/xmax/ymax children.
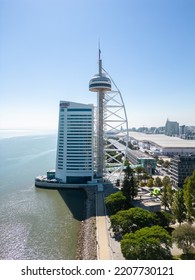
<box><xmin>0</xmin><ymin>0</ymin><xmax>195</xmax><ymax>130</ymax></box>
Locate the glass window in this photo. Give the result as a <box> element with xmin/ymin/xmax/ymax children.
<box><xmin>67</xmin><ymin>108</ymin><xmax>92</xmax><ymax>112</ymax></box>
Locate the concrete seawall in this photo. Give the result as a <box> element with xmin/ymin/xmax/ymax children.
<box><xmin>35</xmin><ymin>180</ymin><xmax>97</xmax><ymax>189</ymax></box>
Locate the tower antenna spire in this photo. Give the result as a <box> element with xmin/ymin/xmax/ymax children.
<box><xmin>98</xmin><ymin>39</ymin><xmax>102</xmax><ymax>75</ymax></box>
<box><xmin>98</xmin><ymin>39</ymin><xmax>101</xmax><ymax>60</ymax></box>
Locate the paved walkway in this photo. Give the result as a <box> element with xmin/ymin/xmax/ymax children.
<box><xmin>106</xmin><ymin>217</ymin><xmax>125</xmax><ymax>260</ymax></box>
<box><xmin>96</xmin><ymin>191</ymin><xmax>112</xmax><ymax>260</ymax></box>
<box><xmin>96</xmin><ymin>188</ymin><xmax>125</xmax><ymax>260</ymax></box>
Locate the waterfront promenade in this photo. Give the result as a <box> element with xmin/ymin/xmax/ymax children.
<box><xmin>96</xmin><ymin>191</ymin><xmax>112</xmax><ymax>259</ymax></box>
<box><xmin>96</xmin><ymin>187</ymin><xmax>125</xmax><ymax>260</ymax></box>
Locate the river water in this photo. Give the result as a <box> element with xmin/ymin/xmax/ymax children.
<box><xmin>0</xmin><ymin>130</ymin><xmax>85</xmax><ymax>259</ymax></box>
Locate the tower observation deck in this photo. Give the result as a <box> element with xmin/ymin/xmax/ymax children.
<box><xmin>89</xmin><ymin>49</ymin><xmax>129</xmax><ymax>183</ymax></box>
<box><xmin>89</xmin><ymin>73</ymin><xmax>111</xmax><ymax>92</ymax></box>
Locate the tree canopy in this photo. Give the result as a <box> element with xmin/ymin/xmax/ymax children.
<box><xmin>172</xmin><ymin>189</ymin><xmax>186</xmax><ymax>224</ymax></box>
<box><xmin>154</xmin><ymin>176</ymin><xmax>162</xmax><ymax>188</ymax></box>
<box><xmin>121</xmin><ymin>225</ymin><xmax>172</xmax><ymax>260</ymax></box>
<box><xmin>172</xmin><ymin>223</ymin><xmax>195</xmax><ymax>255</ymax></box>
<box><xmin>110</xmin><ymin>207</ymin><xmax>158</xmax><ymax>235</ymax></box>
<box><xmin>161</xmin><ymin>183</ymin><xmax>173</xmax><ymax>210</ymax></box>
<box><xmin>147</xmin><ymin>178</ymin><xmax>154</xmax><ymax>188</ymax></box>
<box><xmin>162</xmin><ymin>176</ymin><xmax>171</xmax><ymax>187</ymax></box>
<box><xmin>155</xmin><ymin>211</ymin><xmax>175</xmax><ymax>228</ymax></box>
<box><xmin>104</xmin><ymin>191</ymin><xmax>128</xmax><ymax>215</ymax></box>
<box><xmin>121</xmin><ymin>177</ymin><xmax>138</xmax><ymax>203</ymax></box>
<box><xmin>122</xmin><ymin>161</ymin><xmax>138</xmax><ymax>202</ymax></box>
<box><xmin>183</xmin><ymin>173</ymin><xmax>195</xmax><ymax>223</ymax></box>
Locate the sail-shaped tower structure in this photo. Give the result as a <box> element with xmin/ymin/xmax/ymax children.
<box><xmin>89</xmin><ymin>50</ymin><xmax>129</xmax><ymax>183</ymax></box>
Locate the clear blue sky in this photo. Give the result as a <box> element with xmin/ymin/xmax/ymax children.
<box><xmin>0</xmin><ymin>0</ymin><xmax>195</xmax><ymax>130</ymax></box>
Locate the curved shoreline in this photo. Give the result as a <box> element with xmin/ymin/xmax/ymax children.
<box><xmin>76</xmin><ymin>187</ymin><xmax>97</xmax><ymax>260</ymax></box>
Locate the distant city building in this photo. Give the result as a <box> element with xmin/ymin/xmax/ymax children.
<box><xmin>158</xmin><ymin>126</ymin><xmax>165</xmax><ymax>134</ymax></box>
<box><xmin>170</xmin><ymin>154</ymin><xmax>195</xmax><ymax>188</ymax></box>
<box><xmin>165</xmin><ymin>119</ymin><xmax>179</xmax><ymax>136</ymax></box>
<box><xmin>179</xmin><ymin>125</ymin><xmax>186</xmax><ymax>136</ymax></box>
<box><xmin>129</xmin><ymin>127</ymin><xmax>165</xmax><ymax>134</ymax></box>
<box><xmin>127</xmin><ymin>149</ymin><xmax>156</xmax><ymax>175</ymax></box>
<box><xmin>184</xmin><ymin>126</ymin><xmax>195</xmax><ymax>140</ymax></box>
<box><xmin>55</xmin><ymin>101</ymin><xmax>94</xmax><ymax>184</ymax></box>
<box><xmin>150</xmin><ymin>127</ymin><xmax>157</xmax><ymax>134</ymax></box>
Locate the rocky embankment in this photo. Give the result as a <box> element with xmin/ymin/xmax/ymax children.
<box><xmin>76</xmin><ymin>187</ymin><xmax>97</xmax><ymax>260</ymax></box>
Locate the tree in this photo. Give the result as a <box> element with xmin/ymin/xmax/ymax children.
<box><xmin>189</xmin><ymin>170</ymin><xmax>195</xmax><ymax>195</ymax></box>
<box><xmin>172</xmin><ymin>223</ymin><xmax>195</xmax><ymax>255</ymax></box>
<box><xmin>167</xmin><ymin>184</ymin><xmax>174</xmax><ymax>209</ymax></box>
<box><xmin>172</xmin><ymin>189</ymin><xmax>186</xmax><ymax>224</ymax></box>
<box><xmin>129</xmin><ymin>176</ymin><xmax>138</xmax><ymax>199</ymax></box>
<box><xmin>140</xmin><ymin>181</ymin><xmax>146</xmax><ymax>187</ymax></box>
<box><xmin>123</xmin><ymin>161</ymin><xmax>134</xmax><ymax>179</ymax></box>
<box><xmin>154</xmin><ymin>176</ymin><xmax>162</xmax><ymax>188</ymax></box>
<box><xmin>121</xmin><ymin>178</ymin><xmax>132</xmax><ymax>203</ymax></box>
<box><xmin>161</xmin><ymin>183</ymin><xmax>173</xmax><ymax>210</ymax></box>
<box><xmin>122</xmin><ymin>164</ymin><xmax>138</xmax><ymax>202</ymax></box>
<box><xmin>104</xmin><ymin>191</ymin><xmax>128</xmax><ymax>215</ymax></box>
<box><xmin>158</xmin><ymin>159</ymin><xmax>164</xmax><ymax>165</ymax></box>
<box><xmin>184</xmin><ymin>170</ymin><xmax>195</xmax><ymax>197</ymax></box>
<box><xmin>135</xmin><ymin>166</ymin><xmax>146</xmax><ymax>175</ymax></box>
<box><xmin>147</xmin><ymin>178</ymin><xmax>154</xmax><ymax>188</ymax></box>
<box><xmin>162</xmin><ymin>176</ymin><xmax>171</xmax><ymax>187</ymax></box>
<box><xmin>183</xmin><ymin>170</ymin><xmax>195</xmax><ymax>222</ymax></box>
<box><xmin>155</xmin><ymin>211</ymin><xmax>175</xmax><ymax>228</ymax></box>
<box><xmin>110</xmin><ymin>207</ymin><xmax>158</xmax><ymax>235</ymax></box>
<box><xmin>135</xmin><ymin>166</ymin><xmax>146</xmax><ymax>183</ymax></box>
<box><xmin>183</xmin><ymin>177</ymin><xmax>195</xmax><ymax>223</ymax></box>
<box><xmin>161</xmin><ymin>184</ymin><xmax>169</xmax><ymax>210</ymax></box>
<box><xmin>121</xmin><ymin>225</ymin><xmax>172</xmax><ymax>260</ymax></box>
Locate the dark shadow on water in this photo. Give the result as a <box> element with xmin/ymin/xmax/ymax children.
<box><xmin>58</xmin><ymin>189</ymin><xmax>86</xmax><ymax>221</ymax></box>
<box><xmin>36</xmin><ymin>183</ymin><xmax>115</xmax><ymax>221</ymax></box>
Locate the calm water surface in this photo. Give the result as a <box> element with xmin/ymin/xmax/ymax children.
<box><xmin>0</xmin><ymin>131</ymin><xmax>85</xmax><ymax>259</ymax></box>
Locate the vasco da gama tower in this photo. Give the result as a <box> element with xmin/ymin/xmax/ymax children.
<box><xmin>55</xmin><ymin>50</ymin><xmax>128</xmax><ymax>185</ymax></box>
<box><xmin>89</xmin><ymin>50</ymin><xmax>111</xmax><ymax>179</ymax></box>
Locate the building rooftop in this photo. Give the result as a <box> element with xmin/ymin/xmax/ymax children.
<box><xmin>128</xmin><ymin>148</ymin><xmax>155</xmax><ymax>159</ymax></box>
<box><xmin>129</xmin><ymin>132</ymin><xmax>195</xmax><ymax>148</ymax></box>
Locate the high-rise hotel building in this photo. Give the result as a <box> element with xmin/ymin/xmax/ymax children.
<box><xmin>55</xmin><ymin>101</ymin><xmax>94</xmax><ymax>184</ymax></box>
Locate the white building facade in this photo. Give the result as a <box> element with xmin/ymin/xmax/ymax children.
<box><xmin>55</xmin><ymin>101</ymin><xmax>94</xmax><ymax>184</ymax></box>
